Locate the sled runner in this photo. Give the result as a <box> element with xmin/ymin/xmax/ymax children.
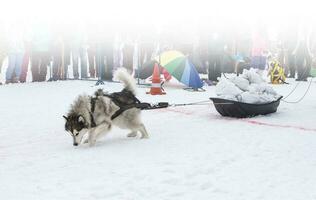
<box><xmin>210</xmin><ymin>96</ymin><xmax>283</xmax><ymax>118</ymax></box>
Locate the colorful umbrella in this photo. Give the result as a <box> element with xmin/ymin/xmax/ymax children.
<box><xmin>155</xmin><ymin>50</ymin><xmax>203</xmax><ymax>89</ymax></box>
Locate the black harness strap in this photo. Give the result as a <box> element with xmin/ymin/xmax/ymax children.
<box><xmin>89</xmin><ymin>90</ymin><xmax>169</xmax><ymax>127</ymax></box>
<box><xmin>109</xmin><ymin>102</ymin><xmax>169</xmax><ymax>120</ymax></box>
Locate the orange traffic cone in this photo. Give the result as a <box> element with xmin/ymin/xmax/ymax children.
<box><xmin>146</xmin><ymin>63</ymin><xmax>166</xmax><ymax>95</ymax></box>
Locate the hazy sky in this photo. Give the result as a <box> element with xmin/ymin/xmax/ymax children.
<box><xmin>1</xmin><ymin>0</ymin><xmax>314</xmax><ymax>24</ymax></box>
<box><xmin>0</xmin><ymin>0</ymin><xmax>315</xmax><ymax>42</ymax></box>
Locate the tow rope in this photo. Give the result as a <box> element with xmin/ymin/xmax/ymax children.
<box><xmin>125</xmin><ymin>100</ymin><xmax>211</xmax><ymax>113</ymax></box>
<box><xmin>141</xmin><ymin>100</ymin><xmax>232</xmax><ymax>110</ymax></box>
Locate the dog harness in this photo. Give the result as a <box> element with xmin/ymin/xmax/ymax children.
<box><xmin>89</xmin><ymin>89</ymin><xmax>168</xmax><ymax>128</ymax></box>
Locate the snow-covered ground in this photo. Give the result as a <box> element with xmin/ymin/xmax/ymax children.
<box><xmin>1</xmin><ymin>78</ymin><xmax>316</xmax><ymax>200</ymax></box>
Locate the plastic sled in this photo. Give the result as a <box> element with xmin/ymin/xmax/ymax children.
<box><xmin>210</xmin><ymin>96</ymin><xmax>283</xmax><ymax>118</ymax></box>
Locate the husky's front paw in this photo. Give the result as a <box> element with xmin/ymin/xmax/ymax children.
<box><xmin>83</xmin><ymin>139</ymin><xmax>89</xmax><ymax>144</ymax></box>
<box><xmin>127</xmin><ymin>132</ymin><xmax>137</xmax><ymax>137</ymax></box>
<box><xmin>88</xmin><ymin>133</ymin><xmax>96</xmax><ymax>147</ymax></box>
<box><xmin>89</xmin><ymin>140</ymin><xmax>96</xmax><ymax>147</ymax></box>
<box><xmin>140</xmin><ymin>134</ymin><xmax>149</xmax><ymax>139</ymax></box>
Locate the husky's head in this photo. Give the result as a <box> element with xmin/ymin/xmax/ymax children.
<box><xmin>63</xmin><ymin>114</ymin><xmax>88</xmax><ymax>146</ymax></box>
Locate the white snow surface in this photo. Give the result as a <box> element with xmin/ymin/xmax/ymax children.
<box><xmin>1</xmin><ymin>78</ymin><xmax>316</xmax><ymax>200</ymax></box>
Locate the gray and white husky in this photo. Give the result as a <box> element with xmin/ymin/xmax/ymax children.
<box><xmin>63</xmin><ymin>68</ymin><xmax>149</xmax><ymax>147</ymax></box>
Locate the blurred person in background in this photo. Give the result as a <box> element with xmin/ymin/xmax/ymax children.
<box><xmin>310</xmin><ymin>24</ymin><xmax>316</xmax><ymax>76</ymax></box>
<box><xmin>122</xmin><ymin>35</ymin><xmax>135</xmax><ymax>74</ymax></box>
<box><xmin>197</xmin><ymin>30</ymin><xmax>209</xmax><ymax>74</ymax></box>
<box><xmin>51</xmin><ymin>27</ymin><xmax>64</xmax><ymax>81</ymax></box>
<box><xmin>0</xmin><ymin>23</ymin><xmax>8</xmax><ymax>85</ymax></box>
<box><xmin>87</xmin><ymin>23</ymin><xmax>98</xmax><ymax>78</ymax></box>
<box><xmin>71</xmin><ymin>33</ymin><xmax>84</xmax><ymax>79</ymax></box>
<box><xmin>67</xmin><ymin>23</ymin><xmax>88</xmax><ymax>80</ymax></box>
<box><xmin>293</xmin><ymin>23</ymin><xmax>312</xmax><ymax>81</ymax></box>
<box><xmin>235</xmin><ymin>28</ymin><xmax>252</xmax><ymax>59</ymax></box>
<box><xmin>190</xmin><ymin>36</ymin><xmax>207</xmax><ymax>74</ymax></box>
<box><xmin>19</xmin><ymin>24</ymin><xmax>31</xmax><ymax>83</ymax></box>
<box><xmin>279</xmin><ymin>20</ymin><xmax>298</xmax><ymax>78</ymax></box>
<box><xmin>95</xmin><ymin>25</ymin><xmax>115</xmax><ymax>81</ymax></box>
<box><xmin>207</xmin><ymin>26</ymin><xmax>224</xmax><ymax>83</ymax></box>
<box><xmin>221</xmin><ymin>29</ymin><xmax>236</xmax><ymax>73</ymax></box>
<box><xmin>19</xmin><ymin>43</ymin><xmax>30</xmax><ymax>83</ymax></box>
<box><xmin>133</xmin><ymin>30</ymin><xmax>156</xmax><ymax>80</ymax></box>
<box><xmin>138</xmin><ymin>33</ymin><xmax>155</xmax><ymax>65</ymax></box>
<box><xmin>173</xmin><ymin>25</ymin><xmax>194</xmax><ymax>56</ymax></box>
<box><xmin>234</xmin><ymin>27</ymin><xmax>252</xmax><ymax>74</ymax></box>
<box><xmin>62</xmin><ymin>27</ymin><xmax>72</xmax><ymax>80</ymax></box>
<box><xmin>87</xmin><ymin>43</ymin><xmax>97</xmax><ymax>78</ymax></box>
<box><xmin>251</xmin><ymin>23</ymin><xmax>268</xmax><ymax>75</ymax></box>
<box><xmin>5</xmin><ymin>23</ymin><xmax>25</xmax><ymax>84</ymax></box>
<box><xmin>113</xmin><ymin>33</ymin><xmax>122</xmax><ymax>71</ymax></box>
<box><xmin>30</xmin><ymin>21</ymin><xmax>52</xmax><ymax>82</ymax></box>
<box><xmin>79</xmin><ymin>30</ymin><xmax>88</xmax><ymax>79</ymax></box>
<box><xmin>79</xmin><ymin>45</ymin><xmax>88</xmax><ymax>79</ymax></box>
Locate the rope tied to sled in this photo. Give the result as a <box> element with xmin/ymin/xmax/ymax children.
<box><xmin>142</xmin><ymin>100</ymin><xmax>234</xmax><ymax>110</ymax></box>
<box><xmin>281</xmin><ymin>77</ymin><xmax>314</xmax><ymax>104</ymax></box>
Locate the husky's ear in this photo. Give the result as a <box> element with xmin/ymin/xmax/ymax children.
<box><xmin>78</xmin><ymin>115</ymin><xmax>85</xmax><ymax>123</ymax></box>
<box><xmin>63</xmin><ymin>115</ymin><xmax>68</xmax><ymax>121</ymax></box>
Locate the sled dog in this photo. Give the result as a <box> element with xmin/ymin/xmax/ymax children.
<box><xmin>63</xmin><ymin>68</ymin><xmax>149</xmax><ymax>146</ymax></box>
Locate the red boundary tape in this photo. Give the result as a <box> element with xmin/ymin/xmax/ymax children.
<box><xmin>158</xmin><ymin>107</ymin><xmax>316</xmax><ymax>133</ymax></box>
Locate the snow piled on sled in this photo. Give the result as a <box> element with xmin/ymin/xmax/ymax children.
<box><xmin>216</xmin><ymin>69</ymin><xmax>281</xmax><ymax>104</ymax></box>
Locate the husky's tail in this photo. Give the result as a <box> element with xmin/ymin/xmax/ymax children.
<box><xmin>114</xmin><ymin>68</ymin><xmax>136</xmax><ymax>95</ymax></box>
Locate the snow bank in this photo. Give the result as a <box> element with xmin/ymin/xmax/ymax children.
<box><xmin>216</xmin><ymin>70</ymin><xmax>280</xmax><ymax>104</ymax></box>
